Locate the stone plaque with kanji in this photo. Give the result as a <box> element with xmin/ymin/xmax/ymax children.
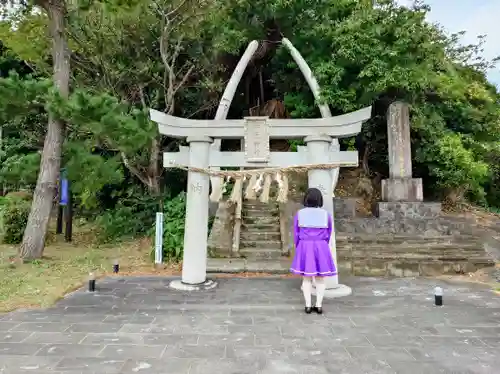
<box><xmin>244</xmin><ymin>117</ymin><xmax>270</xmax><ymax>163</ymax></box>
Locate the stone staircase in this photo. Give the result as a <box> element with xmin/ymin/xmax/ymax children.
<box><xmin>239</xmin><ymin>200</ymin><xmax>286</xmax><ymax>260</ymax></box>
<box><xmin>207</xmin><ymin>194</ymin><xmax>496</xmax><ymax>275</ymax></box>
<box><xmin>336</xmin><ymin>233</ymin><xmax>493</xmax><ymax>276</ymax></box>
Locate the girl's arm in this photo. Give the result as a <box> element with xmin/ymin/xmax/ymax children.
<box><xmin>293</xmin><ymin>213</ymin><xmax>300</xmax><ymax>248</ymax></box>
<box><xmin>326</xmin><ymin>213</ymin><xmax>333</xmax><ymax>241</ymax></box>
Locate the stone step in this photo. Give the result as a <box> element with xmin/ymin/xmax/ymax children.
<box><xmin>337</xmin><ymin>242</ymin><xmax>482</xmax><ymax>250</ymax></box>
<box><xmin>206</xmin><ymin>258</ymin><xmax>291</xmax><ymax>274</ymax></box>
<box><xmin>338</xmin><ymin>251</ymin><xmax>489</xmax><ymax>261</ymax></box>
<box><xmin>240</xmin><ymin>239</ymin><xmax>282</xmax><ymax>249</ymax></box>
<box><xmin>242</xmin><ymin>223</ymin><xmax>280</xmax><ymax>231</ymax></box>
<box><xmin>240</xmin><ymin>231</ymin><xmax>281</xmax><ymax>241</ymax></box>
<box><xmin>243</xmin><ymin>202</ymin><xmax>279</xmax><ymax>209</ymax></box>
<box><xmin>206</xmin><ymin>257</ymin><xmax>493</xmax><ymax>277</ymax></box>
<box><xmin>243</xmin><ymin>209</ymin><xmax>279</xmax><ymax>216</ymax></box>
<box><xmin>239</xmin><ymin>248</ymin><xmax>287</xmax><ymax>260</ymax></box>
<box><xmin>336</xmin><ymin>235</ymin><xmax>480</xmax><ymax>245</ymax></box>
<box><xmin>343</xmin><ymin>258</ymin><xmax>494</xmax><ymax>277</ymax></box>
<box><xmin>243</xmin><ymin>216</ymin><xmax>279</xmax><ymax>225</ymax></box>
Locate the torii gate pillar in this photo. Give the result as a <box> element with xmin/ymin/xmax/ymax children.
<box><xmin>181</xmin><ymin>136</ymin><xmax>213</xmax><ymax>285</ymax></box>
<box><xmin>305</xmin><ymin>135</ymin><xmax>352</xmax><ymax>297</ymax></box>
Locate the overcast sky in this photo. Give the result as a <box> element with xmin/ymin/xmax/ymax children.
<box><xmin>396</xmin><ymin>0</ymin><xmax>500</xmax><ymax>86</ymax></box>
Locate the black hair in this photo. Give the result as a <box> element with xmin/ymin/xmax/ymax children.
<box><xmin>303</xmin><ymin>187</ymin><xmax>323</xmax><ymax>208</ymax></box>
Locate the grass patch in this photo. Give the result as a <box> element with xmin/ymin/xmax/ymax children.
<box><xmin>0</xmin><ymin>224</ymin><xmax>181</xmax><ymax>313</ymax></box>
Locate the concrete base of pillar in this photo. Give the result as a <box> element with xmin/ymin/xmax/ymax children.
<box><xmin>381</xmin><ymin>178</ymin><xmax>423</xmax><ymax>202</ymax></box>
<box><xmin>169</xmin><ymin>279</ymin><xmax>218</xmax><ymax>291</ymax></box>
<box><xmin>301</xmin><ymin>283</ymin><xmax>353</xmax><ymax>298</ymax></box>
<box><xmin>312</xmin><ymin>284</ymin><xmax>352</xmax><ymax>298</ymax></box>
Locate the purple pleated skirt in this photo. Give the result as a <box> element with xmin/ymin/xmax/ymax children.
<box><xmin>290</xmin><ymin>239</ymin><xmax>337</xmax><ymax>277</ymax></box>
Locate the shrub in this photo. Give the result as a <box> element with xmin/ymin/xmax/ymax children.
<box><xmin>0</xmin><ymin>192</ymin><xmax>32</xmax><ymax>244</ymax></box>
<box><xmin>95</xmin><ymin>192</ymin><xmax>158</xmax><ymax>243</ymax></box>
<box><xmin>149</xmin><ymin>192</ymin><xmax>186</xmax><ymax>262</ymax></box>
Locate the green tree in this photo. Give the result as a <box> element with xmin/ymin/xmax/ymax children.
<box><xmin>1</xmin><ymin>0</ymin><xmax>70</xmax><ymax>259</ymax></box>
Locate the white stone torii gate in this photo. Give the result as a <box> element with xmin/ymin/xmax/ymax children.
<box><xmin>150</xmin><ymin>105</ymin><xmax>371</xmax><ymax>295</ymax></box>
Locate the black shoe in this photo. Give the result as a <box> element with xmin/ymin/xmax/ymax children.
<box><xmin>314</xmin><ymin>306</ymin><xmax>323</xmax><ymax>315</ymax></box>
<box><xmin>305</xmin><ymin>307</ymin><xmax>312</xmax><ymax>314</ymax></box>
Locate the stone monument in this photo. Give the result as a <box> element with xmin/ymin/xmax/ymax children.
<box><xmin>379</xmin><ymin>101</ymin><xmax>440</xmax><ymax>218</ymax></box>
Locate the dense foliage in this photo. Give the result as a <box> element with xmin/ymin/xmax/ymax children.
<box><xmin>0</xmin><ymin>192</ymin><xmax>32</xmax><ymax>244</ymax></box>
<box><xmin>0</xmin><ymin>0</ymin><xmax>499</xmax><ymax>258</ymax></box>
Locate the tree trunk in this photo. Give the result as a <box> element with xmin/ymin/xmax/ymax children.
<box><xmin>20</xmin><ymin>1</ymin><xmax>70</xmax><ymax>260</ymax></box>
<box><xmin>148</xmin><ymin>136</ymin><xmax>161</xmax><ymax>195</ymax></box>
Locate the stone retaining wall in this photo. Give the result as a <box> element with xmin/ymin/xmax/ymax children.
<box><xmin>207</xmin><ymin>201</ymin><xmax>235</xmax><ymax>255</ymax></box>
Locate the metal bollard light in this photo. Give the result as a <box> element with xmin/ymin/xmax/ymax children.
<box><xmin>434</xmin><ymin>286</ymin><xmax>443</xmax><ymax>306</ymax></box>
<box><xmin>88</xmin><ymin>272</ymin><xmax>96</xmax><ymax>292</ymax></box>
<box><xmin>113</xmin><ymin>259</ymin><xmax>119</xmax><ymax>274</ymax></box>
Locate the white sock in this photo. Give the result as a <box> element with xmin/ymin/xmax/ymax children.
<box><xmin>302</xmin><ymin>277</ymin><xmax>312</xmax><ymax>307</ymax></box>
<box><xmin>315</xmin><ymin>277</ymin><xmax>326</xmax><ymax>307</ymax></box>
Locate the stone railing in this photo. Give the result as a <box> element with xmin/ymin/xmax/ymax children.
<box><xmin>207</xmin><ymin>200</ymin><xmax>236</xmax><ymax>257</ymax></box>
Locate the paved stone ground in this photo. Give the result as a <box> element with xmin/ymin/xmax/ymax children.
<box><xmin>0</xmin><ymin>276</ymin><xmax>499</xmax><ymax>374</ymax></box>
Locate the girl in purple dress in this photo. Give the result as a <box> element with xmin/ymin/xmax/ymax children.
<box><xmin>290</xmin><ymin>188</ymin><xmax>337</xmax><ymax>314</ymax></box>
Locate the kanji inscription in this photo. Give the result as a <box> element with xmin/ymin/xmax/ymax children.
<box><xmin>190</xmin><ymin>182</ymin><xmax>203</xmax><ymax>194</ymax></box>
<box><xmin>244</xmin><ymin>117</ymin><xmax>270</xmax><ymax>163</ymax></box>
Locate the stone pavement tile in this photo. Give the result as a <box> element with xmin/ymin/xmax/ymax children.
<box><xmin>253</xmin><ymin>314</ymin><xmax>296</xmax><ymax>325</ymax></box>
<box><xmin>0</xmin><ymin>355</ymin><xmax>61</xmax><ymax>372</ymax></box>
<box><xmin>36</xmin><ymin>343</ymin><xmax>105</xmax><ymax>358</ymax></box>
<box><xmin>0</xmin><ymin>321</ymin><xmax>19</xmax><ymax>331</ymax></box>
<box><xmin>161</xmin><ymin>343</ymin><xmax>226</xmax><ymax>359</ymax></box>
<box><xmin>208</xmin><ymin>315</ymin><xmax>254</xmax><ymax>325</ymax></box>
<box><xmin>120</xmin><ymin>358</ymin><xmax>193</xmax><ymax>374</ymax></box>
<box><xmin>260</xmin><ymin>360</ymin><xmax>335</xmax><ymax>374</ymax></box>
<box><xmin>229</xmin><ymin>307</ymin><xmax>277</xmax><ymax>317</ymax></box>
<box><xmin>80</xmin><ymin>333</ymin><xmax>145</xmax><ymax>345</ymax></box>
<box><xmin>0</xmin><ymin>342</ymin><xmax>44</xmax><ymax>355</ymax></box>
<box><xmin>280</xmin><ymin>324</ymin><xmax>332</xmax><ymax>339</ymax></box>
<box><xmin>227</xmin><ymin>324</ymin><xmax>277</xmax><ymax>335</ymax></box>
<box><xmin>3</xmin><ymin>312</ymin><xmax>95</xmax><ymax>324</ymax></box>
<box><xmin>0</xmin><ymin>331</ymin><xmax>32</xmax><ymax>343</ymax></box>
<box><xmin>258</xmin><ymin>359</ymin><xmax>306</xmax><ymax>374</ymax></box>
<box><xmin>189</xmin><ymin>359</ymin><xmax>256</xmax><ymax>374</ymax></box>
<box><xmin>346</xmin><ymin>346</ymin><xmax>415</xmax><ymax>362</ymax></box>
<box><xmin>365</xmin><ymin>334</ymin><xmax>426</xmax><ymax>348</ymax></box>
<box><xmin>481</xmin><ymin>337</ymin><xmax>500</xmax><ymax>347</ymax></box>
<box><xmin>98</xmin><ymin>344</ymin><xmax>165</xmax><ymax>359</ymax></box>
<box><xmin>196</xmin><ymin>333</ymin><xmax>254</xmax><ymax>347</ymax></box>
<box><xmin>426</xmin><ymin>325</ymin><xmax>500</xmax><ymax>337</ymax></box>
<box><xmin>10</xmin><ymin>322</ymin><xmax>71</xmax><ymax>333</ymax></box>
<box><xmin>329</xmin><ymin>324</ymin><xmax>391</xmax><ymax>339</ymax></box>
<box><xmin>421</xmin><ymin>335</ymin><xmax>486</xmax><ymax>347</ymax></box>
<box><xmin>102</xmin><ymin>314</ymin><xmax>156</xmax><ymax>324</ymax></box>
<box><xmin>174</xmin><ymin>323</ymin><xmax>229</xmax><ymax>335</ymax></box>
<box><xmin>468</xmin><ymin>346</ymin><xmax>499</xmax><ymax>363</ymax></box>
<box><xmin>142</xmin><ymin>333</ymin><xmax>199</xmax><ymax>346</ymax></box>
<box><xmin>335</xmin><ymin>359</ymin><xmax>396</xmax><ymax>374</ymax></box>
<box><xmin>300</xmin><ymin>315</ymin><xmax>352</xmax><ymax>327</ymax></box>
<box><xmin>287</xmin><ymin>345</ymin><xmax>352</xmax><ymax>367</ymax></box>
<box><xmin>118</xmin><ymin>323</ymin><xmax>174</xmax><ymax>334</ymax></box>
<box><xmin>383</xmin><ymin>323</ymin><xmax>427</xmax><ymax>336</ymax></box>
<box><xmin>405</xmin><ymin>345</ymin><xmax>477</xmax><ymax>361</ymax></box>
<box><xmin>55</xmin><ymin>357</ymin><xmax>125</xmax><ymax>373</ymax></box>
<box><xmin>388</xmin><ymin>360</ymin><xmax>477</xmax><ymax>374</ymax></box>
<box><xmin>254</xmin><ymin>334</ymin><xmax>315</xmax><ymax>349</ymax></box>
<box><xmin>226</xmin><ymin>346</ymin><xmax>288</xmax><ymax>369</ymax></box>
<box><xmin>312</xmin><ymin>334</ymin><xmax>373</xmax><ymax>347</ymax></box>
<box><xmin>66</xmin><ymin>322</ymin><xmax>124</xmax><ymax>334</ymax></box>
<box><xmin>22</xmin><ymin>332</ymin><xmax>87</xmax><ymax>344</ymax></box>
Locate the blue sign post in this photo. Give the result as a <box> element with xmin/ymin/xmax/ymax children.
<box><xmin>60</xmin><ymin>178</ymin><xmax>69</xmax><ymax>206</ymax></box>
<box><xmin>56</xmin><ymin>168</ymin><xmax>72</xmax><ymax>241</ymax></box>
